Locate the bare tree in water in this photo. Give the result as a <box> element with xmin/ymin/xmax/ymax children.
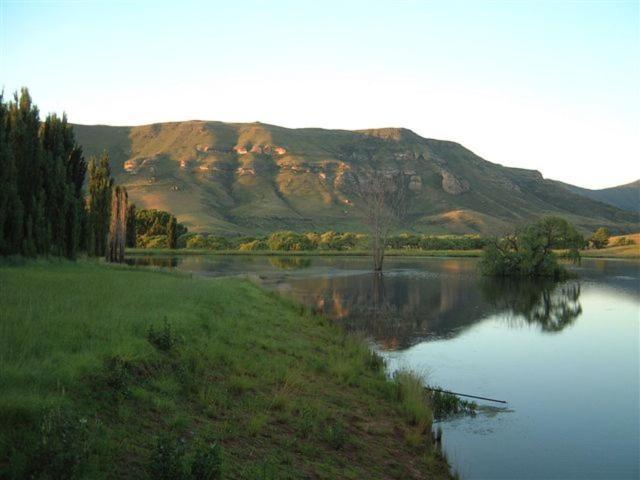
<box><xmin>356</xmin><ymin>171</ymin><xmax>407</xmax><ymax>272</ymax></box>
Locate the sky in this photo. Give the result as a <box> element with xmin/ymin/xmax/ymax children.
<box><xmin>1</xmin><ymin>0</ymin><xmax>638</xmax><ymax>189</ymax></box>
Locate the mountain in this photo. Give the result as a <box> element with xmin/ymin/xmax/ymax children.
<box><xmin>71</xmin><ymin>121</ymin><xmax>639</xmax><ymax>235</ymax></box>
<box><xmin>553</xmin><ymin>180</ymin><xmax>639</xmax><ymax>213</ymax></box>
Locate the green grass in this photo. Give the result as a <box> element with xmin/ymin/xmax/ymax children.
<box><xmin>127</xmin><ymin>247</ymin><xmax>484</xmax><ymax>258</ymax></box>
<box><xmin>0</xmin><ymin>259</ymin><xmax>452</xmax><ymax>479</ymax></box>
<box><xmin>581</xmin><ymin>244</ymin><xmax>640</xmax><ymax>259</ymax></box>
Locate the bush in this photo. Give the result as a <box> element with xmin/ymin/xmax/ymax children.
<box><xmin>206</xmin><ymin>236</ymin><xmax>231</xmax><ymax>250</ymax></box>
<box><xmin>190</xmin><ymin>441</ymin><xmax>223</xmax><ymax>479</ymax></box>
<box><xmin>150</xmin><ymin>434</ymin><xmax>186</xmax><ymax>480</ymax></box>
<box><xmin>186</xmin><ymin>234</ymin><xmax>207</xmax><ymax>249</ymax></box>
<box><xmin>267</xmin><ymin>231</ymin><xmax>313</xmax><ymax>251</ymax></box>
<box><xmin>147</xmin><ymin>318</ymin><xmax>181</xmax><ymax>352</ymax></box>
<box><xmin>137</xmin><ymin>234</ymin><xmax>168</xmax><ymax>249</ymax></box>
<box><xmin>238</xmin><ymin>239</ymin><xmax>267</xmax><ymax>251</ymax></box>
<box><xmin>27</xmin><ymin>408</ymin><xmax>93</xmax><ymax>479</ymax></box>
<box><xmin>589</xmin><ymin>227</ymin><xmax>611</xmax><ymax>249</ymax></box>
<box><xmin>324</xmin><ymin>421</ymin><xmax>348</xmax><ymax>450</ymax></box>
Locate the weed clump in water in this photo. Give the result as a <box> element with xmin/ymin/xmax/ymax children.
<box><xmin>426</xmin><ymin>387</ymin><xmax>477</xmax><ymax>420</ymax></box>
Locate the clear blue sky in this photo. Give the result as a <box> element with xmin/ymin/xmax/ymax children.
<box><xmin>2</xmin><ymin>0</ymin><xmax>638</xmax><ymax>189</ymax></box>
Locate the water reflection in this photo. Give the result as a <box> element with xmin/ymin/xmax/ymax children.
<box><xmin>268</xmin><ymin>257</ymin><xmax>312</xmax><ymax>270</ymax></box>
<box><xmin>480</xmin><ymin>278</ymin><xmax>582</xmax><ymax>332</ymax></box>
<box><xmin>126</xmin><ymin>256</ymin><xmax>178</xmax><ymax>268</ymax></box>
<box><xmin>286</xmin><ymin>271</ymin><xmax>582</xmax><ymax>350</ymax></box>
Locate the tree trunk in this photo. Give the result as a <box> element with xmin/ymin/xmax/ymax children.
<box><xmin>107</xmin><ymin>186</ymin><xmax>127</xmax><ymax>263</ymax></box>
<box><xmin>372</xmin><ymin>235</ymin><xmax>385</xmax><ymax>271</ymax></box>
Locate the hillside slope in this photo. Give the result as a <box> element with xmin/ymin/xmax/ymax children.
<box><xmin>72</xmin><ymin>121</ymin><xmax>639</xmax><ymax>235</ymax></box>
<box><xmin>554</xmin><ymin>180</ymin><xmax>639</xmax><ymax>213</ymax></box>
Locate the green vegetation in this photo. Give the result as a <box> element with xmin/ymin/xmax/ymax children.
<box><xmin>178</xmin><ymin>231</ymin><xmax>486</xmax><ymax>254</ymax></box>
<box><xmin>86</xmin><ymin>152</ymin><xmax>114</xmax><ymax>257</ymax></box>
<box><xmin>588</xmin><ymin>227</ymin><xmax>611</xmax><ymax>249</ymax></box>
<box><xmin>0</xmin><ymin>89</ymin><xmax>88</xmax><ymax>259</ymax></box>
<box><xmin>0</xmin><ymin>260</ymin><xmax>452</xmax><ymax>479</ymax></box>
<box><xmin>72</xmin><ymin>120</ymin><xmax>639</xmax><ymax>236</ymax></box>
<box><xmin>480</xmin><ymin>217</ymin><xmax>584</xmax><ymax>278</ymax></box>
<box><xmin>135</xmin><ymin>208</ymin><xmax>187</xmax><ymax>249</ymax></box>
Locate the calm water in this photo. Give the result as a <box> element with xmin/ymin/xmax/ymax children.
<box><xmin>129</xmin><ymin>255</ymin><xmax>640</xmax><ymax>479</ymax></box>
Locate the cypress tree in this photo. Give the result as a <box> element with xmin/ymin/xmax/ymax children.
<box><xmin>125</xmin><ymin>203</ymin><xmax>137</xmax><ymax>248</ymax></box>
<box><xmin>107</xmin><ymin>186</ymin><xmax>127</xmax><ymax>263</ymax></box>
<box><xmin>87</xmin><ymin>152</ymin><xmax>113</xmax><ymax>257</ymax></box>
<box><xmin>0</xmin><ymin>93</ymin><xmax>24</xmax><ymax>255</ymax></box>
<box><xmin>8</xmin><ymin>88</ymin><xmax>44</xmax><ymax>256</ymax></box>
<box><xmin>167</xmin><ymin>216</ymin><xmax>177</xmax><ymax>249</ymax></box>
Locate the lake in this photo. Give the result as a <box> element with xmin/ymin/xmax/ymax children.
<box><xmin>128</xmin><ymin>254</ymin><xmax>640</xmax><ymax>479</ymax></box>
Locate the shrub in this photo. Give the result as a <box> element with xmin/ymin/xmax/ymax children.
<box><xmin>324</xmin><ymin>421</ymin><xmax>348</xmax><ymax>450</ymax></box>
<box><xmin>267</xmin><ymin>231</ymin><xmax>313</xmax><ymax>251</ymax></box>
<box><xmin>24</xmin><ymin>408</ymin><xmax>93</xmax><ymax>479</ymax></box>
<box><xmin>186</xmin><ymin>234</ymin><xmax>208</xmax><ymax>249</ymax></box>
<box><xmin>238</xmin><ymin>239</ymin><xmax>267</xmax><ymax>251</ymax></box>
<box><xmin>150</xmin><ymin>434</ymin><xmax>186</xmax><ymax>480</ymax></box>
<box><xmin>206</xmin><ymin>236</ymin><xmax>231</xmax><ymax>250</ymax></box>
<box><xmin>189</xmin><ymin>441</ymin><xmax>223</xmax><ymax>479</ymax></box>
<box><xmin>589</xmin><ymin>227</ymin><xmax>611</xmax><ymax>249</ymax></box>
<box><xmin>147</xmin><ymin>318</ymin><xmax>181</xmax><ymax>352</ymax></box>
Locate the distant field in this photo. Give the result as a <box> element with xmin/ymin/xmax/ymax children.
<box><xmin>581</xmin><ymin>233</ymin><xmax>640</xmax><ymax>259</ymax></box>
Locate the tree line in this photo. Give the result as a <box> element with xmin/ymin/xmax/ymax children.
<box><xmin>0</xmin><ymin>88</ymin><xmax>122</xmax><ymax>260</ymax></box>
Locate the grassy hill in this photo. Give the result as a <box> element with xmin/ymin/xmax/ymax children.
<box><xmin>72</xmin><ymin>121</ymin><xmax>639</xmax><ymax>235</ymax></box>
<box><xmin>553</xmin><ymin>180</ymin><xmax>639</xmax><ymax>213</ymax></box>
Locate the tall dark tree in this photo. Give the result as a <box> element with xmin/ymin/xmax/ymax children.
<box><xmin>87</xmin><ymin>152</ymin><xmax>113</xmax><ymax>257</ymax></box>
<box><xmin>167</xmin><ymin>216</ymin><xmax>178</xmax><ymax>249</ymax></box>
<box><xmin>40</xmin><ymin>113</ymin><xmax>86</xmax><ymax>258</ymax></box>
<box><xmin>8</xmin><ymin>88</ymin><xmax>45</xmax><ymax>255</ymax></box>
<box><xmin>107</xmin><ymin>186</ymin><xmax>127</xmax><ymax>263</ymax></box>
<box><xmin>125</xmin><ymin>203</ymin><xmax>137</xmax><ymax>248</ymax></box>
<box><xmin>0</xmin><ymin>93</ymin><xmax>24</xmax><ymax>255</ymax></box>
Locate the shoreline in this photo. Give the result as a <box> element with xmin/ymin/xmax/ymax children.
<box><xmin>126</xmin><ymin>247</ymin><xmax>640</xmax><ymax>260</ymax></box>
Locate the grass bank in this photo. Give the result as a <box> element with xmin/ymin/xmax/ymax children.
<box><xmin>127</xmin><ymin>248</ymin><xmax>483</xmax><ymax>258</ymax></box>
<box><xmin>0</xmin><ymin>259</ymin><xmax>453</xmax><ymax>479</ymax></box>
<box><xmin>581</xmin><ymin>245</ymin><xmax>640</xmax><ymax>259</ymax></box>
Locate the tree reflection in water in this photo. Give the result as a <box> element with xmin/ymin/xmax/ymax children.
<box><xmin>301</xmin><ymin>271</ymin><xmax>582</xmax><ymax>351</ymax></box>
<box><xmin>480</xmin><ymin>278</ymin><xmax>582</xmax><ymax>333</ymax></box>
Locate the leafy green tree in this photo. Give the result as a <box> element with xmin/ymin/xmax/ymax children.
<box><xmin>589</xmin><ymin>227</ymin><xmax>611</xmax><ymax>249</ymax></box>
<box><xmin>87</xmin><ymin>152</ymin><xmax>113</xmax><ymax>257</ymax></box>
<box><xmin>167</xmin><ymin>216</ymin><xmax>177</xmax><ymax>249</ymax></box>
<box><xmin>480</xmin><ymin>216</ymin><xmax>584</xmax><ymax>278</ymax></box>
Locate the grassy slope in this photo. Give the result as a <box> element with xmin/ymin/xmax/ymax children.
<box><xmin>72</xmin><ymin>122</ymin><xmax>639</xmax><ymax>236</ymax></box>
<box><xmin>556</xmin><ymin>180</ymin><xmax>640</xmax><ymax>213</ymax></box>
<box><xmin>0</xmin><ymin>261</ymin><xmax>452</xmax><ymax>479</ymax></box>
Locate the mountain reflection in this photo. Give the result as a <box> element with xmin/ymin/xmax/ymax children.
<box><xmin>286</xmin><ymin>269</ymin><xmax>582</xmax><ymax>350</ymax></box>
